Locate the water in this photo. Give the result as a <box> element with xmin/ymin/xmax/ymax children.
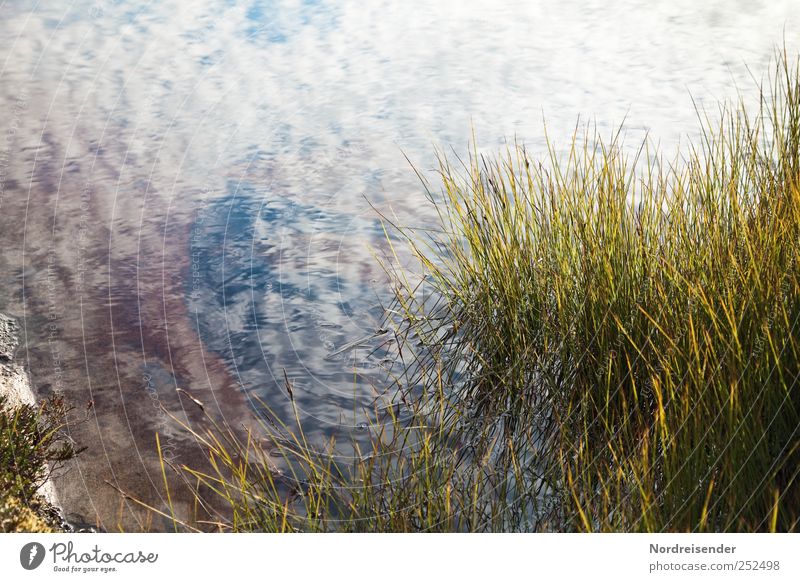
<box><xmin>0</xmin><ymin>0</ymin><xmax>798</xmax><ymax>529</ymax></box>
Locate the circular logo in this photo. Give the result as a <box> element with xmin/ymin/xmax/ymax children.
<box><xmin>20</xmin><ymin>542</ymin><xmax>46</xmax><ymax>570</ymax></box>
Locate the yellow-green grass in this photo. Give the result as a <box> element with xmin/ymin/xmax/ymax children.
<box><xmin>158</xmin><ymin>52</ymin><xmax>800</xmax><ymax>532</ymax></box>
<box><xmin>388</xmin><ymin>51</ymin><xmax>800</xmax><ymax>532</ymax></box>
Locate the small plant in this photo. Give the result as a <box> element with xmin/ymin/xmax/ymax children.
<box><xmin>0</xmin><ymin>394</ymin><xmax>81</xmax><ymax>532</ymax></box>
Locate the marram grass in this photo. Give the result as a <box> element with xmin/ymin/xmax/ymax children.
<box><xmin>154</xmin><ymin>53</ymin><xmax>800</xmax><ymax>532</ymax></box>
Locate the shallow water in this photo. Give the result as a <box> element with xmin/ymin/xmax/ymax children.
<box><xmin>0</xmin><ymin>0</ymin><xmax>798</xmax><ymax>528</ymax></box>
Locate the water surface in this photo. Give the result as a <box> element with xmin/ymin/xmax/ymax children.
<box><xmin>0</xmin><ymin>0</ymin><xmax>797</xmax><ymax>528</ymax></box>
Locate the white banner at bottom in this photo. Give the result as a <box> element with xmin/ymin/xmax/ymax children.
<box><xmin>1</xmin><ymin>533</ymin><xmax>798</xmax><ymax>581</ymax></box>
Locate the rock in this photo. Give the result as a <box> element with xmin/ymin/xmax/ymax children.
<box><xmin>0</xmin><ymin>361</ymin><xmax>36</xmax><ymax>408</ymax></box>
<box><xmin>0</xmin><ymin>314</ymin><xmax>33</xmax><ymax>409</ymax></box>
<box><xmin>0</xmin><ymin>314</ymin><xmax>20</xmax><ymax>361</ymax></box>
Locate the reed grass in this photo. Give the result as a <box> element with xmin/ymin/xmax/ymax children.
<box><xmin>389</xmin><ymin>51</ymin><xmax>800</xmax><ymax>532</ymax></box>
<box><xmin>160</xmin><ymin>52</ymin><xmax>800</xmax><ymax>532</ymax></box>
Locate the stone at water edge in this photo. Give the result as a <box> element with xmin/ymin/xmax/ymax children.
<box><xmin>0</xmin><ymin>313</ymin><xmax>20</xmax><ymax>361</ymax></box>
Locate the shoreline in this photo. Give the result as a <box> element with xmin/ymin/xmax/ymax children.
<box><xmin>0</xmin><ymin>312</ymin><xmax>63</xmax><ymax>523</ymax></box>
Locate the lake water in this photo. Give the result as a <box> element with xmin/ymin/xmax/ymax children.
<box><xmin>1</xmin><ymin>0</ymin><xmax>798</xmax><ymax>529</ymax></box>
